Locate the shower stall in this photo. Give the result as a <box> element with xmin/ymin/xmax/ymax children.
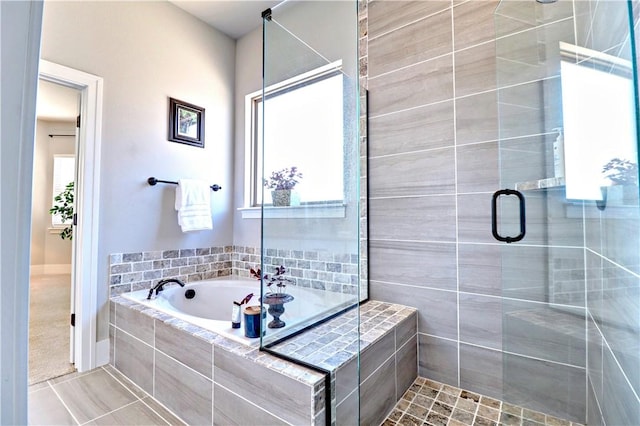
<box><xmin>493</xmin><ymin>0</ymin><xmax>639</xmax><ymax>423</ymax></box>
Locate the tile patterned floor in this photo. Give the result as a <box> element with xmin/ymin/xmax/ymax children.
<box><xmin>28</xmin><ymin>365</ymin><xmax>185</xmax><ymax>425</ymax></box>
<box><xmin>382</xmin><ymin>377</ymin><xmax>585</xmax><ymax>426</ymax></box>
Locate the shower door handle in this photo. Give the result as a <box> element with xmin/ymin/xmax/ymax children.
<box><xmin>491</xmin><ymin>189</ymin><xmax>526</xmax><ymax>243</ymax></box>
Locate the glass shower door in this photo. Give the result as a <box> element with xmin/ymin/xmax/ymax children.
<box><xmin>260</xmin><ymin>2</ymin><xmax>362</xmax><ymax>424</ymax></box>
<box><xmin>494</xmin><ymin>0</ymin><xmax>639</xmax><ymax>423</ymax></box>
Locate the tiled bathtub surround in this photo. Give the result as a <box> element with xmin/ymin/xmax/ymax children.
<box><xmin>109</xmin><ymin>245</ymin><xmax>359</xmax><ymax>297</ymax></box>
<box><xmin>110</xmin><ymin>295</ymin><xmax>327</xmax><ymax>425</ymax></box>
<box><xmin>110</xmin><ymin>296</ymin><xmax>416</xmax><ymax>425</ymax></box>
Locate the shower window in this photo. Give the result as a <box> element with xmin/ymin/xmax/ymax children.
<box><xmin>246</xmin><ymin>61</ymin><xmax>345</xmax><ymax>207</ymax></box>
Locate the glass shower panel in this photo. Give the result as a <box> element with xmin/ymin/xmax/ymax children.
<box><xmin>495</xmin><ymin>0</ymin><xmax>639</xmax><ymax>423</ymax></box>
<box><xmin>261</xmin><ymin>2</ymin><xmax>361</xmax><ymax>424</ymax></box>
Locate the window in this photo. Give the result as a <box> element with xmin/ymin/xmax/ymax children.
<box><xmin>246</xmin><ymin>62</ymin><xmax>345</xmax><ymax>207</ymax></box>
<box><xmin>51</xmin><ymin>155</ymin><xmax>75</xmax><ymax>227</ymax></box>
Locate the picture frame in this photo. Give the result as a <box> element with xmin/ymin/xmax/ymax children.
<box><xmin>168</xmin><ymin>97</ymin><xmax>205</xmax><ymax>148</ymax></box>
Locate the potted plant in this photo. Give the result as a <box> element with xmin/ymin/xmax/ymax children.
<box><xmin>601</xmin><ymin>158</ymin><xmax>639</xmax><ymax>206</ymax></box>
<box><xmin>250</xmin><ymin>265</ymin><xmax>294</xmax><ymax>328</ymax></box>
<box><xmin>263</xmin><ymin>166</ymin><xmax>302</xmax><ymax>207</ymax></box>
<box><xmin>602</xmin><ymin>158</ymin><xmax>638</xmax><ymax>186</ymax></box>
<box><xmin>49</xmin><ymin>181</ymin><xmax>74</xmax><ymax>240</ymax></box>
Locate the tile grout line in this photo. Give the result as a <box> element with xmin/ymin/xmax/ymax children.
<box><xmin>78</xmin><ymin>399</ymin><xmax>141</xmax><ymax>426</ymax></box>
<box><xmin>449</xmin><ymin>0</ymin><xmax>461</xmax><ymax>390</ymax></box>
<box><xmin>46</xmin><ymin>377</ymin><xmax>82</xmax><ymax>425</ymax></box>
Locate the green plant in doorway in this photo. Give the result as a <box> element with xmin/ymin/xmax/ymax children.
<box><xmin>49</xmin><ymin>181</ymin><xmax>74</xmax><ymax>240</ymax></box>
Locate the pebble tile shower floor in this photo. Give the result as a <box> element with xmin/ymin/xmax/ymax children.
<box><xmin>382</xmin><ymin>377</ymin><xmax>584</xmax><ymax>426</ymax></box>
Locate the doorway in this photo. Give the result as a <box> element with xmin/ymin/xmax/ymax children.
<box><xmin>29</xmin><ymin>79</ymin><xmax>79</xmax><ymax>384</ymax></box>
<box><xmin>37</xmin><ymin>60</ymin><xmax>105</xmax><ymax>374</ymax></box>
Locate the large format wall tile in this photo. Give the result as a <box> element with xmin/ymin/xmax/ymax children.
<box><xmin>455</xmin><ymin>90</ymin><xmax>499</xmax><ymax>145</ymax></box>
<box><xmin>418</xmin><ymin>334</ymin><xmax>458</xmax><ymax>386</ymax></box>
<box><xmin>368</xmin><ymin>100</ymin><xmax>454</xmax><ymax>157</ymax></box>
<box><xmin>360</xmin><ymin>356</ymin><xmax>397</xmax><ymax>426</ymax></box>
<box><xmin>369</xmin><ymin>147</ymin><xmax>455</xmax><ymax>197</ymax></box>
<box><xmin>368</xmin><ymin>0</ymin><xmax>450</xmax><ymax>39</ymax></box>
<box><xmin>369</xmin><ymin>240</ymin><xmax>456</xmax><ymax>291</ymax></box>
<box><xmin>459</xmin><ymin>293</ymin><xmax>502</xmax><ymax>350</ymax></box>
<box><xmin>155</xmin><ymin>320</ymin><xmax>213</xmax><ymax>379</ymax></box>
<box><xmin>602</xmin><ymin>347</ymin><xmax>640</xmax><ymax>426</ymax></box>
<box><xmin>369</xmin><ymin>8</ymin><xmax>452</xmax><ymax>77</ymax></box>
<box><xmin>213</xmin><ymin>384</ymin><xmax>287</xmax><ymax>426</ymax></box>
<box><xmin>368</xmin><ymin>196</ymin><xmax>456</xmax><ymax>242</ymax></box>
<box><xmin>396</xmin><ymin>335</ymin><xmax>418</xmax><ymax>398</ymax></box>
<box><xmin>459</xmin><ymin>343</ymin><xmax>503</xmax><ymax>401</ymax></box>
<box><xmin>503</xmin><ymin>352</ymin><xmax>586</xmax><ymax>422</ymax></box>
<box><xmin>113</xmin><ymin>329</ymin><xmax>153</xmax><ymax>395</ymax></box>
<box><xmin>456</xmin><ymin>141</ymin><xmax>499</xmax><ymax>193</ymax></box>
<box><xmin>502</xmin><ymin>301</ymin><xmax>586</xmax><ymax>367</ymax></box>
<box><xmin>361</xmin><ymin>330</ymin><xmax>395</xmax><ymax>380</ymax></box>
<box><xmin>457</xmin><ymin>193</ymin><xmax>494</xmax><ymax>244</ymax></box>
<box><xmin>454</xmin><ymin>41</ymin><xmax>497</xmax><ymax>97</ymax></box>
<box><xmin>600</xmin><ymin>263</ymin><xmax>640</xmax><ymax>395</ymax></box>
<box><xmin>154</xmin><ymin>351</ymin><xmax>212</xmax><ymax>426</ymax></box>
<box><xmin>458</xmin><ymin>242</ymin><xmax>502</xmax><ymax>297</ymax></box>
<box><xmin>368</xmin><ymin>54</ymin><xmax>453</xmax><ymax>117</ymax></box>
<box><xmin>587</xmin><ymin>378</ymin><xmax>604</xmax><ymax>426</ymax></box>
<box><xmin>396</xmin><ymin>313</ymin><xmax>418</xmax><ymax>349</ymax></box>
<box><xmin>114</xmin><ymin>304</ymin><xmax>154</xmax><ymax>345</ymax></box>
<box><xmin>453</xmin><ymin>0</ymin><xmax>500</xmax><ymax>49</ymax></box>
<box><xmin>371</xmin><ymin>281</ymin><xmax>457</xmax><ymax>340</ymax></box>
<box><xmin>214</xmin><ymin>348</ymin><xmax>314</xmax><ymax>425</ymax></box>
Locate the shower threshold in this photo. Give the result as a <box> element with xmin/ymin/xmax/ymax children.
<box><xmin>382</xmin><ymin>377</ymin><xmax>584</xmax><ymax>426</ymax></box>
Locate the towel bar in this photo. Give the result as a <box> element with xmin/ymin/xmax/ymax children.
<box><xmin>147</xmin><ymin>177</ymin><xmax>221</xmax><ymax>192</ymax></box>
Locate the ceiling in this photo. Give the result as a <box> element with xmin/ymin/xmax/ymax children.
<box><xmin>169</xmin><ymin>0</ymin><xmax>283</xmax><ymax>40</ymax></box>
<box><xmin>37</xmin><ymin>1</ymin><xmax>281</xmax><ymax>122</ymax></box>
<box><xmin>36</xmin><ymin>79</ymin><xmax>78</xmax><ymax>122</ymax></box>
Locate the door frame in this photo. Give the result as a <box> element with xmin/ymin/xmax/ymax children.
<box><xmin>39</xmin><ymin>60</ymin><xmax>103</xmax><ymax>372</ymax></box>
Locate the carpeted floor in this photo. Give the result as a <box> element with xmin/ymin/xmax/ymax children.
<box><xmin>29</xmin><ymin>274</ymin><xmax>76</xmax><ymax>384</ymax></box>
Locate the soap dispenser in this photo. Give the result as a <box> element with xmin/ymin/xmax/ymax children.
<box><xmin>552</xmin><ymin>127</ymin><xmax>565</xmax><ymax>178</ymax></box>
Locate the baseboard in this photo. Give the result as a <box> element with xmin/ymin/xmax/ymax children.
<box><xmin>95</xmin><ymin>338</ymin><xmax>110</xmax><ymax>367</ymax></box>
<box><xmin>30</xmin><ymin>264</ymin><xmax>72</xmax><ymax>275</ymax></box>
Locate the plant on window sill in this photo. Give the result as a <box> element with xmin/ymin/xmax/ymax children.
<box><xmin>263</xmin><ymin>166</ymin><xmax>303</xmax><ymax>207</ymax></box>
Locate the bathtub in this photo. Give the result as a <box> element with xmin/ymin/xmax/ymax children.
<box><xmin>120</xmin><ymin>278</ymin><xmax>355</xmax><ymax>345</ymax></box>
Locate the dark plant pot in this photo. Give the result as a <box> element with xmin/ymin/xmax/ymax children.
<box><xmin>262</xmin><ymin>293</ymin><xmax>294</xmax><ymax>328</ymax></box>
<box><xmin>271</xmin><ymin>190</ymin><xmax>291</xmax><ymax>207</ymax></box>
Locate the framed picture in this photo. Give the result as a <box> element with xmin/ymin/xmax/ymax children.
<box><xmin>168</xmin><ymin>97</ymin><xmax>205</xmax><ymax>148</ymax></box>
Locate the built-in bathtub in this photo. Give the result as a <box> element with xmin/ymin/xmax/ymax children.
<box><xmin>120</xmin><ymin>278</ymin><xmax>355</xmax><ymax>345</ymax></box>
<box><xmin>110</xmin><ymin>279</ymin><xmax>418</xmax><ymax>425</ymax></box>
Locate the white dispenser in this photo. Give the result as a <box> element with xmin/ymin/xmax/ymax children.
<box><xmin>552</xmin><ymin>127</ymin><xmax>565</xmax><ymax>178</ymax></box>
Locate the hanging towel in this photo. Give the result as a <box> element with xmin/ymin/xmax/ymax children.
<box><xmin>175</xmin><ymin>179</ymin><xmax>213</xmax><ymax>232</ymax></box>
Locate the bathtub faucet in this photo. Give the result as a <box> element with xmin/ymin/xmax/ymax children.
<box><xmin>146</xmin><ymin>278</ymin><xmax>185</xmax><ymax>300</ymax></box>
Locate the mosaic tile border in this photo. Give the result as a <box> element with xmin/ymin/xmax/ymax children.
<box><xmin>383</xmin><ymin>377</ymin><xmax>585</xmax><ymax>426</ymax></box>
<box><xmin>109</xmin><ymin>245</ymin><xmax>359</xmax><ymax>297</ymax></box>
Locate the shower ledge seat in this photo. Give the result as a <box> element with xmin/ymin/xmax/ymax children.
<box><xmin>110</xmin><ymin>296</ymin><xmax>417</xmax><ymax>425</ymax></box>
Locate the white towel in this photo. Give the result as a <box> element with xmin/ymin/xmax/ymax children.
<box><xmin>175</xmin><ymin>179</ymin><xmax>213</xmax><ymax>232</ymax></box>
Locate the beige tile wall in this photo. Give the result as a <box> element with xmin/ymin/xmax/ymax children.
<box><xmin>364</xmin><ymin>1</ymin><xmax>593</xmax><ymax>422</ymax></box>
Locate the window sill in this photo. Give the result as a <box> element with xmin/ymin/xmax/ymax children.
<box><xmin>48</xmin><ymin>227</ymin><xmax>69</xmax><ymax>234</ymax></box>
<box><xmin>239</xmin><ymin>204</ymin><xmax>347</xmax><ymax>219</ymax></box>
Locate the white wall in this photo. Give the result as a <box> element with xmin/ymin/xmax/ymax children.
<box><xmin>40</xmin><ymin>1</ymin><xmax>236</xmax><ymax>341</ymax></box>
<box><xmin>30</xmin><ymin>120</ymin><xmax>75</xmax><ymax>271</ymax></box>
